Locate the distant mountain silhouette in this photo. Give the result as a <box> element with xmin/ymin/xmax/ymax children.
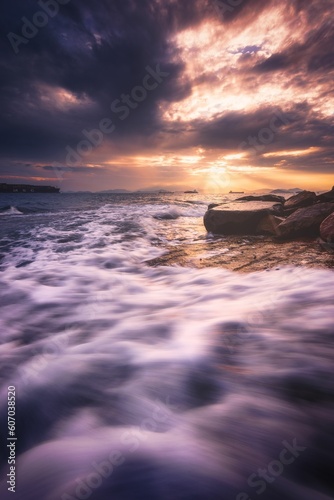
<box><xmin>271</xmin><ymin>188</ymin><xmax>303</xmax><ymax>194</ymax></box>
<box><xmin>99</xmin><ymin>189</ymin><xmax>132</xmax><ymax>193</ymax></box>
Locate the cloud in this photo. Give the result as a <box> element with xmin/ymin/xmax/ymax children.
<box><xmin>0</xmin><ymin>0</ymin><xmax>333</xmax><ymax>189</ymax></box>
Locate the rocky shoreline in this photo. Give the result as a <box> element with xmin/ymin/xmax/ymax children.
<box><xmin>147</xmin><ymin>188</ymin><xmax>334</xmax><ymax>273</ymax></box>
<box><xmin>146</xmin><ymin>235</ymin><xmax>334</xmax><ymax>272</ymax></box>
<box><xmin>204</xmin><ymin>187</ymin><xmax>334</xmax><ymax>240</ymax></box>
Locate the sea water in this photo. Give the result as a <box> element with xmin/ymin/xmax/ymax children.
<box><xmin>0</xmin><ymin>192</ymin><xmax>333</xmax><ymax>500</ymax></box>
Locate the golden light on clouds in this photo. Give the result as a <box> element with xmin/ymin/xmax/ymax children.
<box><xmin>223</xmin><ymin>153</ymin><xmax>247</xmax><ymax>161</ymax></box>
<box><xmin>105</xmin><ymin>152</ymin><xmax>205</xmax><ymax>168</ymax></box>
<box><xmin>263</xmin><ymin>147</ymin><xmax>323</xmax><ymax>158</ymax></box>
<box><xmin>160</xmin><ymin>5</ymin><xmax>333</xmax><ymax>123</ymax></box>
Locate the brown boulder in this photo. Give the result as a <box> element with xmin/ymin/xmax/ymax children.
<box><xmin>316</xmin><ymin>187</ymin><xmax>334</xmax><ymax>203</ymax></box>
<box><xmin>256</xmin><ymin>215</ymin><xmax>285</xmax><ymax>236</ymax></box>
<box><xmin>236</xmin><ymin>194</ymin><xmax>285</xmax><ymax>203</ymax></box>
<box><xmin>284</xmin><ymin>190</ymin><xmax>317</xmax><ymax>210</ymax></box>
<box><xmin>320</xmin><ymin>212</ymin><xmax>334</xmax><ymax>242</ymax></box>
<box><xmin>278</xmin><ymin>202</ymin><xmax>334</xmax><ymax>238</ymax></box>
<box><xmin>204</xmin><ymin>201</ymin><xmax>283</xmax><ymax>235</ymax></box>
<box><xmin>208</xmin><ymin>203</ymin><xmax>221</xmax><ymax>210</ymax></box>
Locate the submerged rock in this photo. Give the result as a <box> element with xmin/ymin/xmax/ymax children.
<box><xmin>204</xmin><ymin>201</ymin><xmax>283</xmax><ymax>235</ymax></box>
<box><xmin>278</xmin><ymin>202</ymin><xmax>334</xmax><ymax>238</ymax></box>
<box><xmin>284</xmin><ymin>190</ymin><xmax>317</xmax><ymax>210</ymax></box>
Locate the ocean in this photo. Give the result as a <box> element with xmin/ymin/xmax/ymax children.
<box><xmin>0</xmin><ymin>192</ymin><xmax>334</xmax><ymax>500</ymax></box>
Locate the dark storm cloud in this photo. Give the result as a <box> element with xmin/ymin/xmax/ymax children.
<box><xmin>193</xmin><ymin>106</ymin><xmax>295</xmax><ymax>149</ymax></box>
<box><xmin>0</xmin><ymin>0</ymin><xmax>208</xmax><ymax>163</ymax></box>
<box><xmin>254</xmin><ymin>54</ymin><xmax>289</xmax><ymax>73</ymax></box>
<box><xmin>254</xmin><ymin>6</ymin><xmax>334</xmax><ymax>75</ymax></box>
<box><xmin>0</xmin><ymin>0</ymin><xmax>333</xmax><ymax>185</ymax></box>
<box><xmin>194</xmin><ymin>102</ymin><xmax>334</xmax><ymax>150</ymax></box>
<box><xmin>41</xmin><ymin>165</ymin><xmax>103</xmax><ymax>173</ymax></box>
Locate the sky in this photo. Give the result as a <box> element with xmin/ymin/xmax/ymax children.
<box><xmin>1</xmin><ymin>0</ymin><xmax>334</xmax><ymax>192</ymax></box>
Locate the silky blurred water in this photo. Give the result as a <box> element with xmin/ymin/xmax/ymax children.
<box><xmin>0</xmin><ymin>192</ymin><xmax>333</xmax><ymax>500</ymax></box>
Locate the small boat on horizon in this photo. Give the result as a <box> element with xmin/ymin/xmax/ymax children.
<box><xmin>184</xmin><ymin>189</ymin><xmax>198</xmax><ymax>194</ymax></box>
<box><xmin>229</xmin><ymin>190</ymin><xmax>244</xmax><ymax>194</ymax></box>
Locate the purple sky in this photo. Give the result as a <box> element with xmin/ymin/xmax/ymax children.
<box><xmin>1</xmin><ymin>0</ymin><xmax>333</xmax><ymax>191</ymax></box>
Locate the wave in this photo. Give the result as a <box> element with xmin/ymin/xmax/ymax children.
<box><xmin>0</xmin><ymin>205</ymin><xmax>23</xmax><ymax>215</ymax></box>
<box><xmin>153</xmin><ymin>208</ymin><xmax>181</xmax><ymax>220</ymax></box>
<box><xmin>152</xmin><ymin>205</ymin><xmax>205</xmax><ymax>220</ymax></box>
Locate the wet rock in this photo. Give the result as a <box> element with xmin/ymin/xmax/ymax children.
<box><xmin>283</xmin><ymin>207</ymin><xmax>301</xmax><ymax>217</ymax></box>
<box><xmin>284</xmin><ymin>190</ymin><xmax>317</xmax><ymax>210</ymax></box>
<box><xmin>208</xmin><ymin>203</ymin><xmax>221</xmax><ymax>210</ymax></box>
<box><xmin>318</xmin><ymin>238</ymin><xmax>334</xmax><ymax>254</ymax></box>
<box><xmin>256</xmin><ymin>214</ymin><xmax>285</xmax><ymax>236</ymax></box>
<box><xmin>236</xmin><ymin>194</ymin><xmax>285</xmax><ymax>203</ymax></box>
<box><xmin>278</xmin><ymin>202</ymin><xmax>334</xmax><ymax>238</ymax></box>
<box><xmin>147</xmin><ymin>235</ymin><xmax>334</xmax><ymax>272</ymax></box>
<box><xmin>204</xmin><ymin>201</ymin><xmax>283</xmax><ymax>235</ymax></box>
<box><xmin>316</xmin><ymin>186</ymin><xmax>334</xmax><ymax>203</ymax></box>
<box><xmin>320</xmin><ymin>212</ymin><xmax>334</xmax><ymax>243</ymax></box>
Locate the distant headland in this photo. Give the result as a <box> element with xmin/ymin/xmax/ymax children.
<box><xmin>0</xmin><ymin>183</ymin><xmax>60</xmax><ymax>193</ymax></box>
